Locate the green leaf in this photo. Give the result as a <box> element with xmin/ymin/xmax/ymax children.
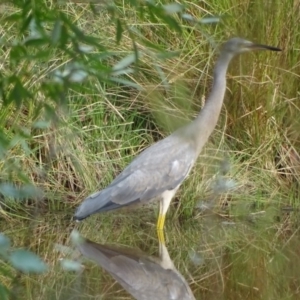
<box><xmin>111</xmin><ymin>68</ymin><xmax>134</xmax><ymax>76</ymax></box>
<box><xmin>0</xmin><ymin>183</ymin><xmax>18</xmax><ymax>198</ymax></box>
<box><xmin>33</xmin><ymin>120</ymin><xmax>51</xmax><ymax>129</ymax></box>
<box><xmin>0</xmin><ymin>283</ymin><xmax>9</xmax><ymax>300</ymax></box>
<box><xmin>147</xmin><ymin>3</ymin><xmax>182</xmax><ymax>33</ymax></box>
<box><xmin>9</xmin><ymin>249</ymin><xmax>48</xmax><ymax>274</ymax></box>
<box><xmin>9</xmin><ymin>45</ymin><xmax>27</xmax><ymax>62</ymax></box>
<box><xmin>199</xmin><ymin>16</ymin><xmax>221</xmax><ymax>24</ymax></box>
<box><xmin>60</xmin><ymin>14</ymin><xmax>104</xmax><ymax>49</ymax></box>
<box><xmin>4</xmin><ymin>12</ymin><xmax>22</xmax><ymax>22</ymax></box>
<box><xmin>51</xmin><ymin>19</ymin><xmax>62</xmax><ymax>45</ymax></box>
<box><xmin>163</xmin><ymin>3</ymin><xmax>183</xmax><ymax>14</ymax></box>
<box><xmin>78</xmin><ymin>44</ymin><xmax>94</xmax><ymax>53</ymax></box>
<box><xmin>53</xmin><ymin>62</ymin><xmax>89</xmax><ymax>83</ymax></box>
<box><xmin>156</xmin><ymin>50</ymin><xmax>180</xmax><ymax>60</ymax></box>
<box><xmin>161</xmin><ymin>15</ymin><xmax>182</xmax><ymax>33</ymax></box>
<box><xmin>7</xmin><ymin>79</ymin><xmax>31</xmax><ymax>108</ymax></box>
<box><xmin>181</xmin><ymin>13</ymin><xmax>194</xmax><ymax>22</ymax></box>
<box><xmin>116</xmin><ymin>19</ymin><xmax>123</xmax><ymax>45</ymax></box>
<box><xmin>146</xmin><ymin>3</ymin><xmax>159</xmax><ymax>24</ymax></box>
<box><xmin>70</xmin><ymin>230</ymin><xmax>85</xmax><ymax>246</ymax></box>
<box><xmin>0</xmin><ymin>183</ymin><xmax>43</xmax><ymax>200</ymax></box>
<box><xmin>112</xmin><ymin>53</ymin><xmax>140</xmax><ymax>71</ymax></box>
<box><xmin>60</xmin><ymin>259</ymin><xmax>82</xmax><ymax>272</ymax></box>
<box><xmin>28</xmin><ymin>18</ymin><xmax>43</xmax><ymax>39</ymax></box>
<box><xmin>0</xmin><ymin>131</ymin><xmax>10</xmax><ymax>158</ymax></box>
<box><xmin>0</xmin><ymin>234</ymin><xmax>10</xmax><ymax>255</ymax></box>
<box><xmin>19</xmin><ymin>139</ymin><xmax>31</xmax><ymax>155</ymax></box>
<box><xmin>69</xmin><ymin>70</ymin><xmax>88</xmax><ymax>83</ymax></box>
<box><xmin>23</xmin><ymin>37</ymin><xmax>48</xmax><ymax>47</ymax></box>
<box><xmin>128</xmin><ymin>0</ymin><xmax>138</xmax><ymax>6</ymax></box>
<box><xmin>109</xmin><ymin>77</ymin><xmax>143</xmax><ymax>90</ymax></box>
<box><xmin>19</xmin><ymin>184</ymin><xmax>43</xmax><ymax>199</ymax></box>
<box><xmin>27</xmin><ymin>49</ymin><xmax>51</xmax><ymax>60</ymax></box>
<box><xmin>20</xmin><ymin>13</ymin><xmax>33</xmax><ymax>33</ymax></box>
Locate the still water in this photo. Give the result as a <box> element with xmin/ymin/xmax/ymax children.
<box><xmin>1</xmin><ymin>202</ymin><xmax>300</xmax><ymax>300</ymax></box>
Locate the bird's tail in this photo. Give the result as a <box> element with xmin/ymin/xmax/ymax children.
<box><xmin>73</xmin><ymin>189</ymin><xmax>112</xmax><ymax>221</ymax></box>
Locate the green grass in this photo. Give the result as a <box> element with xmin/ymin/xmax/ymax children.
<box><xmin>1</xmin><ymin>0</ymin><xmax>300</xmax><ymax>299</ymax></box>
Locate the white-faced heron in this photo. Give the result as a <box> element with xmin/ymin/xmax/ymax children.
<box><xmin>74</xmin><ymin>37</ymin><xmax>281</xmax><ymax>231</ymax></box>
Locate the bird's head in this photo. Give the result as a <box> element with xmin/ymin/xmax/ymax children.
<box><xmin>222</xmin><ymin>37</ymin><xmax>281</xmax><ymax>55</ymax></box>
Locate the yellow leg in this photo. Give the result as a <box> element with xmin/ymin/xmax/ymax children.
<box><xmin>157</xmin><ymin>225</ymin><xmax>165</xmax><ymax>245</ymax></box>
<box><xmin>157</xmin><ymin>199</ymin><xmax>166</xmax><ymax>244</ymax></box>
<box><xmin>157</xmin><ymin>189</ymin><xmax>176</xmax><ymax>231</ymax></box>
<box><xmin>157</xmin><ymin>213</ymin><xmax>166</xmax><ymax>230</ymax></box>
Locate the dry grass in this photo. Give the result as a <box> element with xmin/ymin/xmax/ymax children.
<box><xmin>1</xmin><ymin>0</ymin><xmax>300</xmax><ymax>299</ymax></box>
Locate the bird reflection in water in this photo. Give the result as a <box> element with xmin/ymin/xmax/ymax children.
<box><xmin>75</xmin><ymin>232</ymin><xmax>195</xmax><ymax>300</ymax></box>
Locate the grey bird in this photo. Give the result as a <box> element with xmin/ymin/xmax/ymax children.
<box><xmin>76</xmin><ymin>234</ymin><xmax>195</xmax><ymax>300</ymax></box>
<box><xmin>74</xmin><ymin>37</ymin><xmax>281</xmax><ymax>231</ymax></box>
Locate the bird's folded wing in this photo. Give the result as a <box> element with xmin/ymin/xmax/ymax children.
<box><xmin>75</xmin><ymin>136</ymin><xmax>196</xmax><ymax>217</ymax></box>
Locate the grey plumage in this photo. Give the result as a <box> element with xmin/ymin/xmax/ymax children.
<box><xmin>75</xmin><ymin>133</ymin><xmax>196</xmax><ymax>219</ymax></box>
<box><xmin>74</xmin><ymin>38</ymin><xmax>281</xmax><ymax>226</ymax></box>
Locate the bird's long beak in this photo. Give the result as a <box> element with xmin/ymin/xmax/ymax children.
<box><xmin>249</xmin><ymin>43</ymin><xmax>281</xmax><ymax>52</ymax></box>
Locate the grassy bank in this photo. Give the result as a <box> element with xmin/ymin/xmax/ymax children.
<box><xmin>1</xmin><ymin>0</ymin><xmax>300</xmax><ymax>299</ymax></box>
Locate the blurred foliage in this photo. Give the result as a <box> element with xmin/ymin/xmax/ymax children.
<box><xmin>0</xmin><ymin>0</ymin><xmax>213</xmax><ymax>196</ymax></box>
<box><xmin>0</xmin><ymin>232</ymin><xmax>48</xmax><ymax>299</ymax></box>
<box><xmin>0</xmin><ymin>0</ymin><xmax>217</xmax><ymax>297</ymax></box>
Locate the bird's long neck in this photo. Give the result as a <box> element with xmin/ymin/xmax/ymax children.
<box><xmin>191</xmin><ymin>51</ymin><xmax>234</xmax><ymax>154</ymax></box>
